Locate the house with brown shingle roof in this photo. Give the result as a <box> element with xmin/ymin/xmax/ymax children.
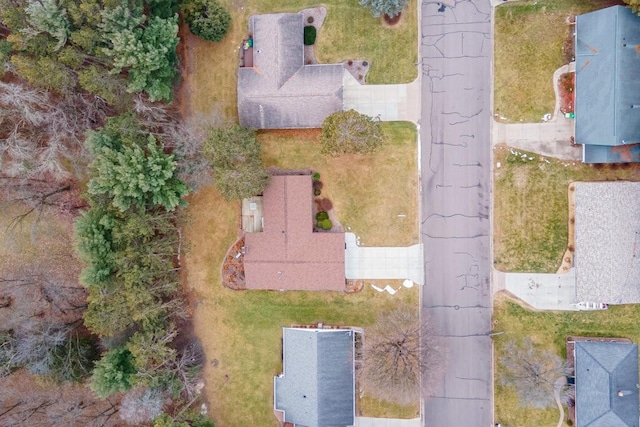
<box><xmin>243</xmin><ymin>174</ymin><xmax>346</xmax><ymax>291</ymax></box>
<box><xmin>237</xmin><ymin>13</ymin><xmax>344</xmax><ymax>129</ymax></box>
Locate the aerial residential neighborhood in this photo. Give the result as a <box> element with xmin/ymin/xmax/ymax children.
<box><xmin>1</xmin><ymin>0</ymin><xmax>640</xmax><ymax>426</ymax></box>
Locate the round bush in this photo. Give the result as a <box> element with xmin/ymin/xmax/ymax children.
<box><xmin>184</xmin><ymin>0</ymin><xmax>231</xmax><ymax>42</ymax></box>
<box><xmin>320</xmin><ymin>197</ymin><xmax>333</xmax><ymax>211</ymax></box>
<box><xmin>318</xmin><ymin>218</ymin><xmax>333</xmax><ymax>230</ymax></box>
<box><xmin>314</xmin><ymin>189</ymin><xmax>321</xmax><ymax>196</ymax></box>
<box><xmin>312</xmin><ymin>172</ymin><xmax>321</xmax><ymax>181</ymax></box>
<box><xmin>304</xmin><ymin>25</ymin><xmax>316</xmax><ymax>46</ymax></box>
<box><xmin>316</xmin><ymin>211</ymin><xmax>329</xmax><ymax>221</ymax></box>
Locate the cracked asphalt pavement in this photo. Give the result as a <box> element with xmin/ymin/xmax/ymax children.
<box><xmin>419</xmin><ymin>0</ymin><xmax>492</xmax><ymax>425</ymax></box>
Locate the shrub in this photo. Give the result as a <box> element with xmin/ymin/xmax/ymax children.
<box><xmin>320</xmin><ymin>109</ymin><xmax>385</xmax><ymax>156</ymax></box>
<box><xmin>318</xmin><ymin>218</ymin><xmax>333</xmax><ymax>230</ymax></box>
<box><xmin>359</xmin><ymin>0</ymin><xmax>408</xmax><ymax>18</ymax></box>
<box><xmin>312</xmin><ymin>180</ymin><xmax>323</xmax><ymax>191</ymax></box>
<box><xmin>316</xmin><ymin>211</ymin><xmax>329</xmax><ymax>221</ymax></box>
<box><xmin>320</xmin><ymin>197</ymin><xmax>333</xmax><ymax>211</ymax></box>
<box><xmin>312</xmin><ymin>172</ymin><xmax>321</xmax><ymax>181</ymax></box>
<box><xmin>314</xmin><ymin>189</ymin><xmax>321</xmax><ymax>196</ymax></box>
<box><xmin>303</xmin><ymin>25</ymin><xmax>316</xmax><ymax>46</ymax></box>
<box><xmin>183</xmin><ymin>0</ymin><xmax>231</xmax><ymax>42</ymax></box>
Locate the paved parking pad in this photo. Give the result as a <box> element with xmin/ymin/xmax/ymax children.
<box><xmin>344</xmin><ymin>233</ymin><xmax>423</xmax><ymax>284</ymax></box>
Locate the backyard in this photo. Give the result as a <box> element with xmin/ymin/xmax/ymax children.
<box><xmin>493</xmin><ymin>293</ymin><xmax>640</xmax><ymax>426</ymax></box>
<box><xmin>182</xmin><ymin>0</ymin><xmax>418</xmax><ymax>121</ymax></box>
<box><xmin>184</xmin><ymin>124</ymin><xmax>419</xmax><ymax>425</ymax></box>
<box><xmin>493</xmin><ymin>0</ymin><xmax>622</xmax><ymax>123</ymax></box>
<box><xmin>493</xmin><ymin>145</ymin><xmax>640</xmax><ymax>273</ymax></box>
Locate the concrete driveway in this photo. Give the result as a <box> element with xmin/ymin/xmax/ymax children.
<box><xmin>493</xmin><ymin>268</ymin><xmax>578</xmax><ymax>310</ymax></box>
<box><xmin>342</xmin><ymin>72</ymin><xmax>421</xmax><ymax>123</ymax></box>
<box><xmin>345</xmin><ymin>233</ymin><xmax>423</xmax><ymax>284</ymax></box>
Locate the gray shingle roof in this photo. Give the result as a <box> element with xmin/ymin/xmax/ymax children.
<box><xmin>574</xmin><ymin>182</ymin><xmax>640</xmax><ymax>304</ymax></box>
<box><xmin>238</xmin><ymin>13</ymin><xmax>344</xmax><ymax>129</ymax></box>
<box><xmin>575</xmin><ymin>341</ymin><xmax>639</xmax><ymax>427</ymax></box>
<box><xmin>275</xmin><ymin>328</ymin><xmax>355</xmax><ymax>427</ymax></box>
<box><xmin>575</xmin><ymin>6</ymin><xmax>640</xmax><ymax>163</ymax></box>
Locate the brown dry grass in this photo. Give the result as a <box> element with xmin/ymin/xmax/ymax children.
<box><xmin>494</xmin><ymin>0</ymin><xmax>620</xmax><ymax>123</ymax></box>
<box><xmin>493</xmin><ymin>145</ymin><xmax>640</xmax><ymax>272</ymax></box>
<box><xmin>260</xmin><ymin>122</ymin><xmax>419</xmax><ymax>247</ymax></box>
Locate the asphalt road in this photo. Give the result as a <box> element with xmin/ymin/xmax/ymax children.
<box><xmin>419</xmin><ymin>0</ymin><xmax>493</xmax><ymax>426</ymax></box>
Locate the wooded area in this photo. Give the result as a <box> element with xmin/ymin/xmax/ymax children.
<box><xmin>0</xmin><ymin>0</ymin><xmax>234</xmax><ymax>424</ymax></box>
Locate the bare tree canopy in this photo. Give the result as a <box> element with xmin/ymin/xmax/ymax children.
<box><xmin>498</xmin><ymin>337</ymin><xmax>572</xmax><ymax>408</ymax></box>
<box><xmin>360</xmin><ymin>308</ymin><xmax>445</xmax><ymax>405</ymax></box>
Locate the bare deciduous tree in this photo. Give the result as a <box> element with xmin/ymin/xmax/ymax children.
<box><xmin>499</xmin><ymin>337</ymin><xmax>572</xmax><ymax>408</ymax></box>
<box><xmin>119</xmin><ymin>387</ymin><xmax>163</xmax><ymax>425</ymax></box>
<box><xmin>133</xmin><ymin>95</ymin><xmax>212</xmax><ymax>191</ymax></box>
<box><xmin>360</xmin><ymin>308</ymin><xmax>446</xmax><ymax>405</ymax></box>
<box><xmin>0</xmin><ymin>370</ymin><xmax>121</xmax><ymax>426</ymax></box>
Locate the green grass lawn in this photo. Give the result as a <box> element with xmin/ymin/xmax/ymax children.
<box><xmin>493</xmin><ymin>145</ymin><xmax>640</xmax><ymax>273</ymax></box>
<box><xmin>494</xmin><ymin>0</ymin><xmax>618</xmax><ymax>123</ymax></box>
<box><xmin>185</xmin><ymin>0</ymin><xmax>418</xmax><ymax>121</ymax></box>
<box><xmin>493</xmin><ymin>294</ymin><xmax>640</xmax><ymax>426</ymax></box>
<box><xmin>260</xmin><ymin>122</ymin><xmax>419</xmax><ymax>247</ymax></box>
<box><xmin>185</xmin><ymin>124</ymin><xmax>419</xmax><ymax>426</ymax></box>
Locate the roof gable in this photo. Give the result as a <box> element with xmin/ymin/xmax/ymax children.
<box><xmin>575</xmin><ymin>6</ymin><xmax>640</xmax><ymax>154</ymax></box>
<box><xmin>237</xmin><ymin>13</ymin><xmax>344</xmax><ymax>129</ymax></box>
<box><xmin>243</xmin><ymin>175</ymin><xmax>346</xmax><ymax>291</ymax></box>
<box><xmin>575</xmin><ymin>341</ymin><xmax>639</xmax><ymax>427</ymax></box>
<box><xmin>275</xmin><ymin>328</ymin><xmax>355</xmax><ymax>427</ymax></box>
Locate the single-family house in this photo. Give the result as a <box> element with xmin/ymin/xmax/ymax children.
<box><xmin>274</xmin><ymin>327</ymin><xmax>357</xmax><ymax>427</ymax></box>
<box><xmin>574</xmin><ymin>182</ymin><xmax>640</xmax><ymax>304</ymax></box>
<box><xmin>573</xmin><ymin>341</ymin><xmax>639</xmax><ymax>427</ymax></box>
<box><xmin>237</xmin><ymin>13</ymin><xmax>344</xmax><ymax>129</ymax></box>
<box><xmin>575</xmin><ymin>5</ymin><xmax>640</xmax><ymax>163</ymax></box>
<box><xmin>243</xmin><ymin>174</ymin><xmax>346</xmax><ymax>291</ymax></box>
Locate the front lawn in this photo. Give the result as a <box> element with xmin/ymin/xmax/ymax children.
<box><xmin>260</xmin><ymin>122</ymin><xmax>419</xmax><ymax>247</ymax></box>
<box><xmin>493</xmin><ymin>0</ymin><xmax>619</xmax><ymax>123</ymax></box>
<box><xmin>184</xmin><ymin>0</ymin><xmax>418</xmax><ymax>121</ymax></box>
<box><xmin>493</xmin><ymin>145</ymin><xmax>640</xmax><ymax>273</ymax></box>
<box><xmin>493</xmin><ymin>294</ymin><xmax>640</xmax><ymax>426</ymax></box>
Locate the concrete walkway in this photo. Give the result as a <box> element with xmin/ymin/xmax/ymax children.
<box><xmin>355</xmin><ymin>417</ymin><xmax>421</xmax><ymax>427</ymax></box>
<box><xmin>493</xmin><ymin>268</ymin><xmax>578</xmax><ymax>310</ymax></box>
<box><xmin>342</xmin><ymin>71</ymin><xmax>421</xmax><ymax>123</ymax></box>
<box><xmin>553</xmin><ymin>376</ymin><xmax>568</xmax><ymax>427</ymax></box>
<box><xmin>345</xmin><ymin>233</ymin><xmax>423</xmax><ymax>284</ymax></box>
<box><xmin>493</xmin><ymin>63</ymin><xmax>581</xmax><ymax>160</ymax></box>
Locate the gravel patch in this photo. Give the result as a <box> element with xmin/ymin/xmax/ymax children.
<box><xmin>575</xmin><ymin>182</ymin><xmax>640</xmax><ymax>304</ymax></box>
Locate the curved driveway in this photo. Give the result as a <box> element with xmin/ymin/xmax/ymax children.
<box><xmin>419</xmin><ymin>0</ymin><xmax>493</xmax><ymax>426</ymax></box>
